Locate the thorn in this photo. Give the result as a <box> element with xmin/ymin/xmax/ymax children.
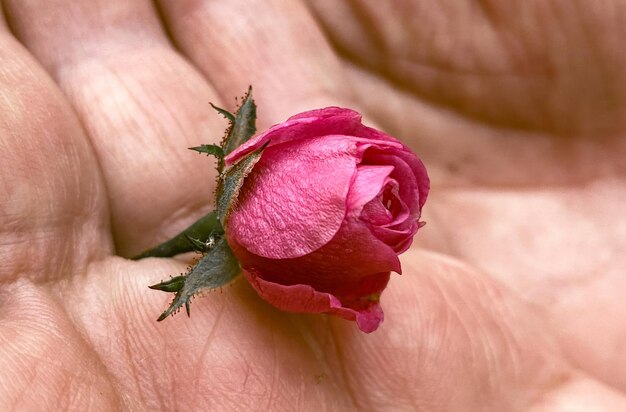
<box><xmin>185</xmin><ymin>300</ymin><xmax>191</xmax><ymax>317</ymax></box>
<box><xmin>157</xmin><ymin>312</ymin><xmax>168</xmax><ymax>322</ymax></box>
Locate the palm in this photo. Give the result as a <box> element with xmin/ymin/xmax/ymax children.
<box><xmin>1</xmin><ymin>1</ymin><xmax>624</xmax><ymax>410</ymax></box>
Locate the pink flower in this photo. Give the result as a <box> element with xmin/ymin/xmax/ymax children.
<box><xmin>224</xmin><ymin>108</ymin><xmax>429</xmax><ymax>332</ymax></box>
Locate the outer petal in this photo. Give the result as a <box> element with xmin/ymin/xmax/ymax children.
<box><xmin>287</xmin><ymin>107</ymin><xmax>361</xmax><ymax>122</ymax></box>
<box><xmin>226</xmin><ymin>107</ymin><xmax>365</xmax><ymax>164</ymax></box>
<box><xmin>228</xmin><ymin>205</ymin><xmax>401</xmax><ymax>291</ymax></box>
<box><xmin>244</xmin><ymin>270</ymin><xmax>385</xmax><ymax>333</ymax></box>
<box><xmin>227</xmin><ymin>135</ymin><xmax>357</xmax><ymax>259</ymax></box>
<box><xmin>369</xmin><ymin>222</ymin><xmax>419</xmax><ymax>253</ymax></box>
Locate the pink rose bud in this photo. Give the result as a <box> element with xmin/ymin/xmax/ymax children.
<box><xmin>224</xmin><ymin>107</ymin><xmax>429</xmax><ymax>333</ymax></box>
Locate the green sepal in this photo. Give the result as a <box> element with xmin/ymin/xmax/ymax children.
<box><xmin>189</xmin><ymin>144</ymin><xmax>225</xmax><ymax>173</ymax></box>
<box><xmin>222</xmin><ymin>86</ymin><xmax>256</xmax><ymax>156</ymax></box>
<box><xmin>189</xmin><ymin>144</ymin><xmax>224</xmax><ymax>158</ymax></box>
<box><xmin>148</xmin><ymin>275</ymin><xmax>185</xmax><ymax>293</ymax></box>
<box><xmin>133</xmin><ymin>87</ymin><xmax>258</xmax><ymax>261</ymax></box>
<box><xmin>209</xmin><ymin>103</ymin><xmax>235</xmax><ymax>123</ymax></box>
<box><xmin>132</xmin><ymin>211</ymin><xmax>223</xmax><ymax>260</ymax></box>
<box><xmin>150</xmin><ymin>238</ymin><xmax>241</xmax><ymax>321</ymax></box>
<box><xmin>216</xmin><ymin>142</ymin><xmax>268</xmax><ymax>225</ymax></box>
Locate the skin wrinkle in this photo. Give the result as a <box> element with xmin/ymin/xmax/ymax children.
<box><xmin>117</xmin><ymin>311</ymin><xmax>153</xmax><ymax>409</ymax></box>
<box><xmin>192</xmin><ymin>301</ymin><xmax>226</xmax><ymax>405</ymax></box>
<box><xmin>406</xmin><ymin>253</ymin><xmax>561</xmax><ymax>409</ymax></box>
<box><xmin>450</xmin><ymin>274</ymin><xmax>517</xmax><ymax>392</ymax></box>
<box><xmin>428</xmin><ymin>272</ymin><xmax>481</xmax><ymax>406</ymax></box>
<box><xmin>55</xmin><ymin>368</ymin><xmax>75</xmax><ymax>411</ymax></box>
<box><xmin>476</xmin><ymin>279</ymin><xmax>532</xmax><ymax>375</ymax></box>
<box><xmin>328</xmin><ymin>323</ymin><xmax>360</xmax><ymax>410</ymax></box>
<box><xmin>285</xmin><ymin>316</ymin><xmax>351</xmax><ymax>409</ymax></box>
<box><xmin>85</xmin><ymin>55</ymin><xmax>199</xmax><ymax>162</ymax></box>
<box><xmin>163</xmin><ymin>331</ymin><xmax>180</xmax><ymax>411</ymax></box>
<box><xmin>0</xmin><ymin>281</ymin><xmax>123</xmax><ymax>410</ymax></box>
<box><xmin>415</xmin><ymin>282</ymin><xmax>451</xmax><ymax>410</ymax></box>
<box><xmin>264</xmin><ymin>331</ymin><xmax>278</xmax><ymax>411</ymax></box>
<box><xmin>123</xmin><ymin>302</ymin><xmax>190</xmax><ymax>410</ymax></box>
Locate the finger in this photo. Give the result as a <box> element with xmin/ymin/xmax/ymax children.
<box><xmin>3</xmin><ymin>0</ymin><xmax>228</xmax><ymax>256</ymax></box>
<box><xmin>307</xmin><ymin>0</ymin><xmax>626</xmax><ymax>138</ymax></box>
<box><xmin>157</xmin><ymin>0</ymin><xmax>354</xmax><ymax>128</ymax></box>
<box><xmin>0</xmin><ymin>18</ymin><xmax>110</xmax><ymax>282</ymax></box>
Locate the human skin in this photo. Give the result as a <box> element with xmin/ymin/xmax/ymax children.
<box><xmin>0</xmin><ymin>0</ymin><xmax>624</xmax><ymax>410</ymax></box>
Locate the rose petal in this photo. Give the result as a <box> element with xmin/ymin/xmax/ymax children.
<box><xmin>354</xmin><ymin>304</ymin><xmax>385</xmax><ymax>333</ymax></box>
<box><xmin>228</xmin><ymin>207</ymin><xmax>402</xmax><ymax>290</ymax></box>
<box><xmin>287</xmin><ymin>107</ymin><xmax>361</xmax><ymax>122</ymax></box>
<box><xmin>346</xmin><ymin>165</ymin><xmax>395</xmax><ymax>217</ymax></box>
<box><xmin>360</xmin><ymin>197</ymin><xmax>393</xmax><ymax>226</ymax></box>
<box><xmin>244</xmin><ymin>270</ymin><xmax>385</xmax><ymax>333</ymax></box>
<box><xmin>363</xmin><ymin>177</ymin><xmax>412</xmax><ymax>228</ymax></box>
<box><xmin>226</xmin><ymin>108</ymin><xmax>364</xmax><ymax>164</ymax></box>
<box><xmin>395</xmin><ymin>150</ymin><xmax>430</xmax><ymax>211</ymax></box>
<box><xmin>364</xmin><ymin>151</ymin><xmax>421</xmax><ymax>219</ymax></box>
<box><xmin>369</xmin><ymin>222</ymin><xmax>419</xmax><ymax>254</ymax></box>
<box><xmin>227</xmin><ymin>135</ymin><xmax>357</xmax><ymax>259</ymax></box>
<box><xmin>360</xmin><ymin>127</ymin><xmax>430</xmax><ymax>211</ymax></box>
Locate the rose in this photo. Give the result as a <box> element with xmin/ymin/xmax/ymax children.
<box><xmin>224</xmin><ymin>108</ymin><xmax>429</xmax><ymax>333</ymax></box>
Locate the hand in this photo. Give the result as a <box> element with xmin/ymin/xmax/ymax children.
<box><xmin>1</xmin><ymin>0</ymin><xmax>624</xmax><ymax>410</ymax></box>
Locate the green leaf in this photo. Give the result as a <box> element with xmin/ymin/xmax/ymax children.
<box><xmin>150</xmin><ymin>238</ymin><xmax>241</xmax><ymax>321</ymax></box>
<box><xmin>222</xmin><ymin>86</ymin><xmax>257</xmax><ymax>156</ymax></box>
<box><xmin>132</xmin><ymin>211</ymin><xmax>223</xmax><ymax>259</ymax></box>
<box><xmin>216</xmin><ymin>142</ymin><xmax>268</xmax><ymax>225</ymax></box>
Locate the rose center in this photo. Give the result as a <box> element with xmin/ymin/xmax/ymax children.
<box><xmin>381</xmin><ymin>185</ymin><xmax>401</xmax><ymax>216</ymax></box>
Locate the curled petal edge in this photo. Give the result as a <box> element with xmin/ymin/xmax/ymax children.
<box><xmin>244</xmin><ymin>270</ymin><xmax>384</xmax><ymax>333</ymax></box>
